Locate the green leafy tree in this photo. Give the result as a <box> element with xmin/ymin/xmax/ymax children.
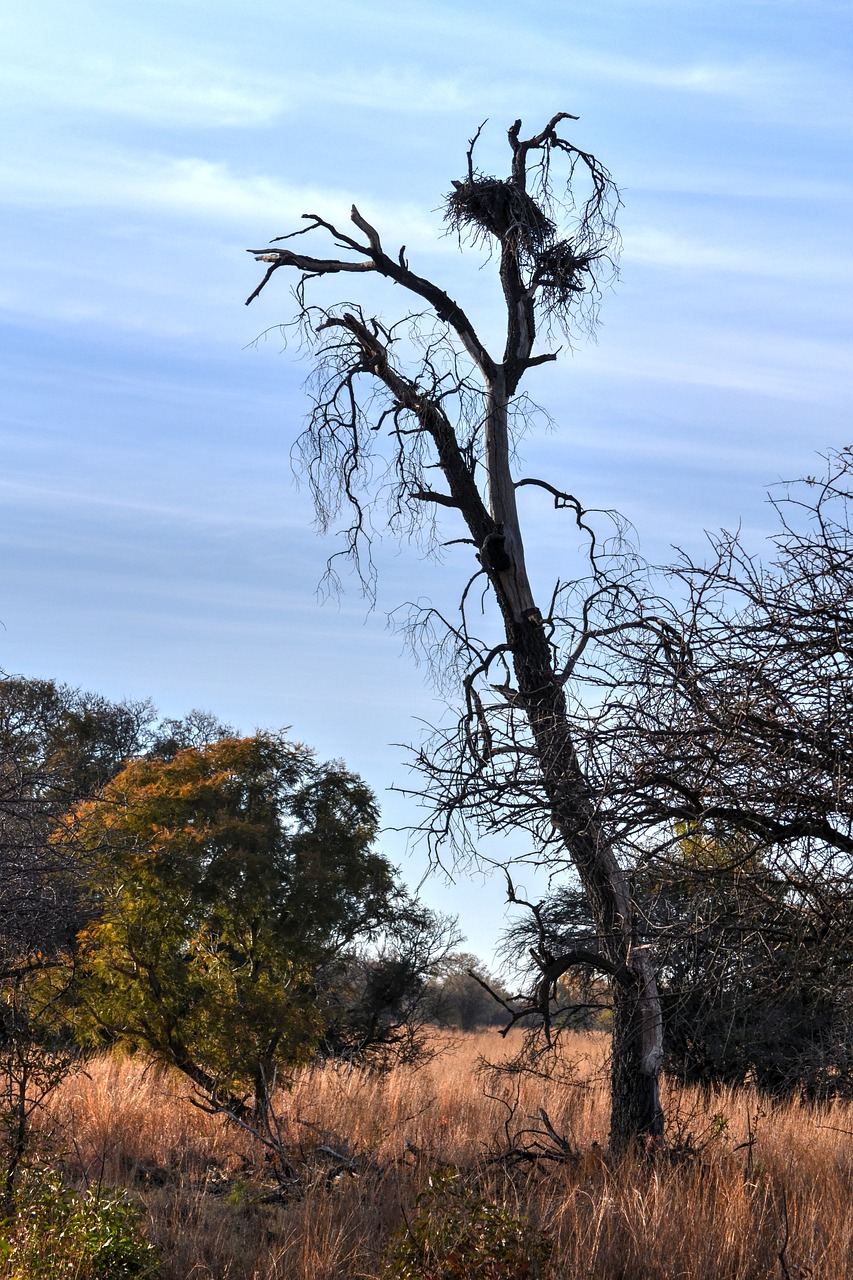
<box><xmin>0</xmin><ymin>677</ymin><xmax>157</xmax><ymax>963</ymax></box>
<box><xmin>318</xmin><ymin>906</ymin><xmax>460</xmax><ymax>1065</ymax></box>
<box><xmin>0</xmin><ymin>677</ymin><xmax>157</xmax><ymax>1197</ymax></box>
<box><xmin>59</xmin><ymin>733</ymin><xmax>406</xmax><ymax>1118</ymax></box>
<box><xmin>0</xmin><ymin>676</ymin><xmax>154</xmax><ymax>808</ymax></box>
<box><xmin>0</xmin><ymin>678</ymin><xmax>236</xmax><ymax>1197</ymax></box>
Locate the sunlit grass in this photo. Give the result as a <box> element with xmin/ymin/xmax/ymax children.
<box><xmin>31</xmin><ymin>1031</ymin><xmax>853</xmax><ymax>1278</ymax></box>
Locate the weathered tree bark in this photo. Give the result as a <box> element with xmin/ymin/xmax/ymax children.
<box><xmin>459</xmin><ymin>170</ymin><xmax>663</xmax><ymax>1151</ymax></box>
<box><xmin>246</xmin><ymin>114</ymin><xmax>664</xmax><ymax>1152</ymax></box>
<box><xmin>480</xmin><ymin>404</ymin><xmax>663</xmax><ymax>1151</ymax></box>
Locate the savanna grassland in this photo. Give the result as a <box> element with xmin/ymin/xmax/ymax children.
<box><xmin>26</xmin><ymin>1031</ymin><xmax>853</xmax><ymax>1279</ymax></box>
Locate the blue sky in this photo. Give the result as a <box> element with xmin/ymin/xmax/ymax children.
<box><xmin>2</xmin><ymin>1</ymin><xmax>851</xmax><ymax>965</ymax></box>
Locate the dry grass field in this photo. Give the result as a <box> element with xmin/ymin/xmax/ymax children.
<box><xmin>31</xmin><ymin>1031</ymin><xmax>853</xmax><ymax>1278</ymax></box>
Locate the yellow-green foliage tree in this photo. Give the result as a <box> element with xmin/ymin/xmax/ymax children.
<box><xmin>58</xmin><ymin>733</ymin><xmax>398</xmax><ymax>1117</ymax></box>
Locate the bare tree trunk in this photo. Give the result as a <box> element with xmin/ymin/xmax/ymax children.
<box><xmin>481</xmin><ymin>367</ymin><xmax>663</xmax><ymax>1152</ymax></box>
<box><xmin>610</xmin><ymin>977</ymin><xmax>664</xmax><ymax>1150</ymax></box>
<box><xmin>507</xmin><ymin>611</ymin><xmax>663</xmax><ymax>1152</ymax></box>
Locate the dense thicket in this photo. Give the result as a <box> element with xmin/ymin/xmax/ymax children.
<box><xmin>502</xmin><ymin>450</ymin><xmax>853</xmax><ymax>1099</ymax></box>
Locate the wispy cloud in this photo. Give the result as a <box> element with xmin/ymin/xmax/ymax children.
<box><xmin>621</xmin><ymin>164</ymin><xmax>853</xmax><ymax>204</ymax></box>
<box><xmin>2</xmin><ymin>55</ymin><xmax>284</xmax><ymax>128</ymax></box>
<box><xmin>572</xmin><ymin>49</ymin><xmax>775</xmax><ymax>97</ymax></box>
<box><xmin>623</xmin><ymin>226</ymin><xmax>853</xmax><ymax>283</ymax></box>
<box><xmin>0</xmin><ymin>475</ymin><xmax>302</xmax><ymax>532</ymax></box>
<box><xmin>0</xmin><ymin>143</ymin><xmax>444</xmax><ymax>249</ymax></box>
<box><xmin>599</xmin><ymin>51</ymin><xmax>851</xmax><ymax>128</ymax></box>
<box><xmin>574</xmin><ymin>328</ymin><xmax>853</xmax><ymax>404</ymax></box>
<box><xmin>1</xmin><ymin>53</ymin><xmax>474</xmax><ymax>128</ymax></box>
<box><xmin>6</xmin><ymin>17</ymin><xmax>840</xmax><ymax>135</ymax></box>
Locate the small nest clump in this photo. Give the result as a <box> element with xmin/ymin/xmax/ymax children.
<box><xmin>534</xmin><ymin>239</ymin><xmax>601</xmax><ymax>303</ymax></box>
<box><xmin>445</xmin><ymin>176</ymin><xmax>555</xmax><ymax>257</ymax></box>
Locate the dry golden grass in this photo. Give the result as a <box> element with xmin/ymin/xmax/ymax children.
<box><xmin>36</xmin><ymin>1032</ymin><xmax>853</xmax><ymax>1278</ymax></box>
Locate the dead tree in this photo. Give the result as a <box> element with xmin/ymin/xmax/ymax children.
<box><xmin>246</xmin><ymin>114</ymin><xmax>665</xmax><ymax>1152</ymax></box>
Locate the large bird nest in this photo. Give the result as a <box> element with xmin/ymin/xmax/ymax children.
<box><xmin>445</xmin><ymin>165</ymin><xmax>617</xmax><ymax>336</ymax></box>
<box><xmin>445</xmin><ymin>176</ymin><xmax>603</xmax><ymax>305</ymax></box>
<box><xmin>445</xmin><ymin>176</ymin><xmax>555</xmax><ymax>259</ymax></box>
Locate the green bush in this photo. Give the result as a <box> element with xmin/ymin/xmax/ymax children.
<box><xmin>381</xmin><ymin>1170</ymin><xmax>551</xmax><ymax>1280</ymax></box>
<box><xmin>0</xmin><ymin>1166</ymin><xmax>159</xmax><ymax>1279</ymax></box>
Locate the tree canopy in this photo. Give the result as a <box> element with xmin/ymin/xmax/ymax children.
<box><xmin>59</xmin><ymin>733</ymin><xmax>409</xmax><ymax>1113</ymax></box>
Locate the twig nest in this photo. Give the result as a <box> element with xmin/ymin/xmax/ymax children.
<box><xmin>446</xmin><ymin>176</ymin><xmax>555</xmax><ymax>255</ymax></box>
<box><xmin>535</xmin><ymin>240</ymin><xmax>599</xmax><ymax>302</ymax></box>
